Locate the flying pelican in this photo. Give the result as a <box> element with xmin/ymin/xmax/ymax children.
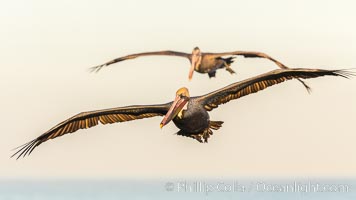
<box><xmin>12</xmin><ymin>68</ymin><xmax>353</xmax><ymax>159</ymax></box>
<box><xmin>90</xmin><ymin>47</ymin><xmax>311</xmax><ymax>91</ymax></box>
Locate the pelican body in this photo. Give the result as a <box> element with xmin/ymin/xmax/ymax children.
<box><xmin>189</xmin><ymin>48</ymin><xmax>236</xmax><ymax>78</ymax></box>
<box><xmin>173</xmin><ymin>99</ymin><xmax>210</xmax><ymax>134</ymax></box>
<box><xmin>12</xmin><ymin>68</ymin><xmax>353</xmax><ymax>159</ymax></box>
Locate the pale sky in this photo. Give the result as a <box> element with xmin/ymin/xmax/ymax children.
<box><xmin>1</xmin><ymin>0</ymin><xmax>355</xmax><ymax>179</ymax></box>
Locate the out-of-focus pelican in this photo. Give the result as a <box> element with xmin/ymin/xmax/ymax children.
<box><xmin>90</xmin><ymin>47</ymin><xmax>311</xmax><ymax>91</ymax></box>
<box><xmin>12</xmin><ymin>68</ymin><xmax>353</xmax><ymax>159</ymax></box>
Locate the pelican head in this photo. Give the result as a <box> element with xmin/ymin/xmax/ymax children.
<box><xmin>160</xmin><ymin>87</ymin><xmax>190</xmax><ymax>128</ymax></box>
<box><xmin>189</xmin><ymin>47</ymin><xmax>202</xmax><ymax>80</ymax></box>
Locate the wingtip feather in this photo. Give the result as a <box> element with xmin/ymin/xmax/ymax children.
<box><xmin>10</xmin><ymin>139</ymin><xmax>39</xmax><ymax>160</ymax></box>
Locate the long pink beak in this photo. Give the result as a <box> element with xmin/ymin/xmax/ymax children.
<box><xmin>189</xmin><ymin>54</ymin><xmax>199</xmax><ymax>80</ymax></box>
<box><xmin>160</xmin><ymin>95</ymin><xmax>188</xmax><ymax>128</ymax></box>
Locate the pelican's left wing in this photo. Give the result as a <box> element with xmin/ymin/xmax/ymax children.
<box><xmin>12</xmin><ymin>103</ymin><xmax>171</xmax><ymax>159</ymax></box>
<box><xmin>205</xmin><ymin>51</ymin><xmax>313</xmax><ymax>91</ymax></box>
<box><xmin>197</xmin><ymin>68</ymin><xmax>353</xmax><ymax>111</ymax></box>
<box><xmin>205</xmin><ymin>51</ymin><xmax>288</xmax><ymax>69</ymax></box>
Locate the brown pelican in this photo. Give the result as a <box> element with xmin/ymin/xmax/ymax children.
<box><xmin>90</xmin><ymin>47</ymin><xmax>311</xmax><ymax>91</ymax></box>
<box><xmin>12</xmin><ymin>68</ymin><xmax>353</xmax><ymax>159</ymax></box>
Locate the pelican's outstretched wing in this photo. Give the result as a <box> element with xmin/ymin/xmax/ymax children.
<box><xmin>205</xmin><ymin>51</ymin><xmax>288</xmax><ymax>69</ymax></box>
<box><xmin>205</xmin><ymin>51</ymin><xmax>312</xmax><ymax>91</ymax></box>
<box><xmin>197</xmin><ymin>68</ymin><xmax>353</xmax><ymax>111</ymax></box>
<box><xmin>12</xmin><ymin>103</ymin><xmax>171</xmax><ymax>159</ymax></box>
<box><xmin>91</xmin><ymin>51</ymin><xmax>191</xmax><ymax>72</ymax></box>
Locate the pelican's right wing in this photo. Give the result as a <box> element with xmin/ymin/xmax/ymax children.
<box><xmin>197</xmin><ymin>68</ymin><xmax>353</xmax><ymax>111</ymax></box>
<box><xmin>91</xmin><ymin>51</ymin><xmax>191</xmax><ymax>72</ymax></box>
<box><xmin>12</xmin><ymin>103</ymin><xmax>171</xmax><ymax>159</ymax></box>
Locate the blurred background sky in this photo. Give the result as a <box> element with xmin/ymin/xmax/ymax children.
<box><xmin>0</xmin><ymin>0</ymin><xmax>355</xmax><ymax>180</ymax></box>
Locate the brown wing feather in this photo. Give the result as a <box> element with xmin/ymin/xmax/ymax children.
<box><xmin>205</xmin><ymin>51</ymin><xmax>288</xmax><ymax>69</ymax></box>
<box><xmin>204</xmin><ymin>51</ymin><xmax>313</xmax><ymax>91</ymax></box>
<box><xmin>90</xmin><ymin>50</ymin><xmax>191</xmax><ymax>72</ymax></box>
<box><xmin>197</xmin><ymin>68</ymin><xmax>353</xmax><ymax>111</ymax></box>
<box><xmin>12</xmin><ymin>103</ymin><xmax>171</xmax><ymax>159</ymax></box>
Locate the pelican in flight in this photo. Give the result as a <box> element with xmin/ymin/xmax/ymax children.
<box><xmin>90</xmin><ymin>47</ymin><xmax>311</xmax><ymax>91</ymax></box>
<box><xmin>12</xmin><ymin>68</ymin><xmax>353</xmax><ymax>159</ymax></box>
